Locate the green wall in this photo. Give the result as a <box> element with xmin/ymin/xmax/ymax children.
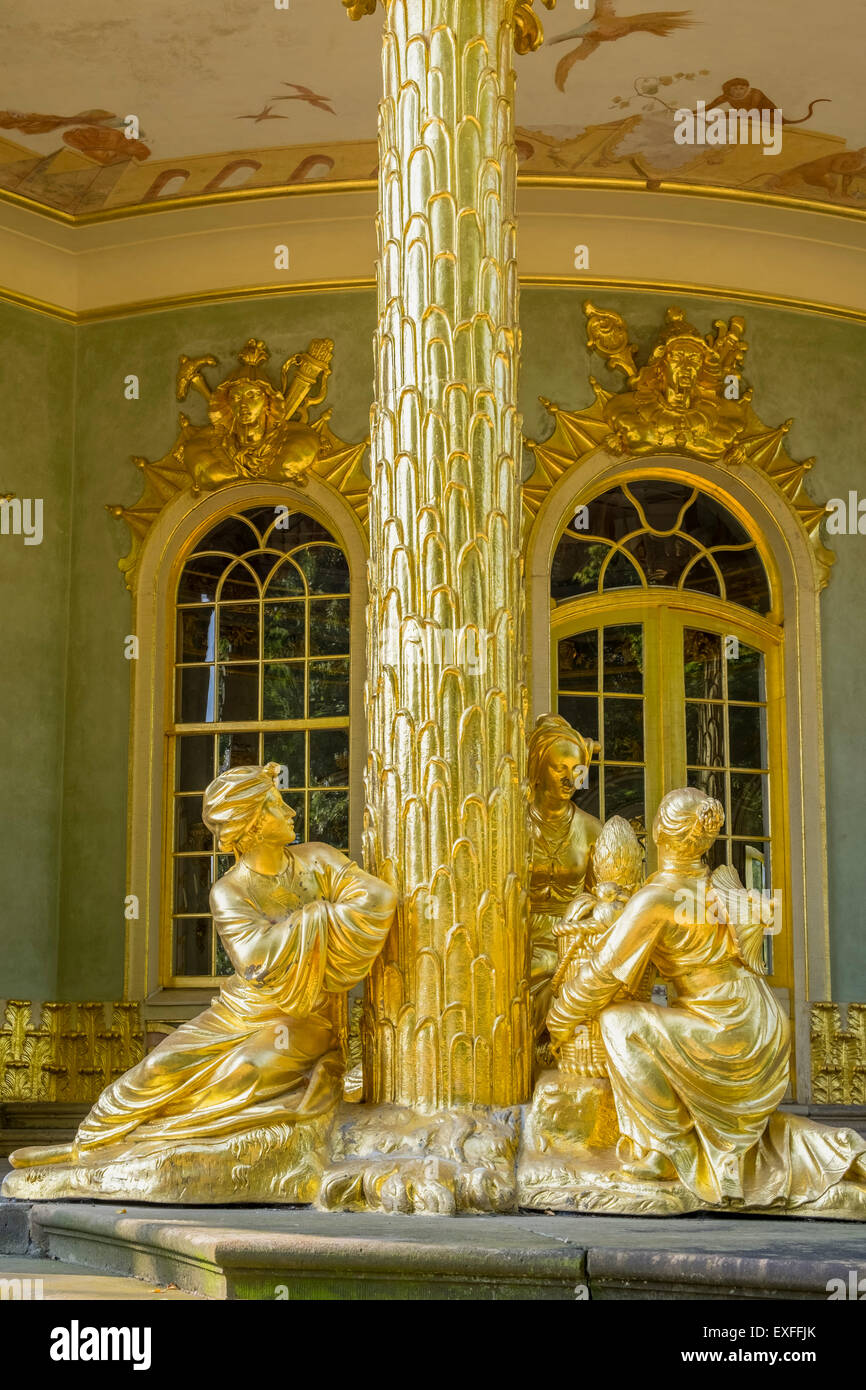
<box><xmin>3</xmin><ymin>283</ymin><xmax>864</xmax><ymax>1003</ymax></box>
<box><xmin>57</xmin><ymin>290</ymin><xmax>376</xmax><ymax>999</ymax></box>
<box><xmin>0</xmin><ymin>300</ymin><xmax>75</xmax><ymax>999</ymax></box>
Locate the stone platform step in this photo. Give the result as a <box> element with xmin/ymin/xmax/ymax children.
<box><xmin>17</xmin><ymin>1202</ymin><xmax>866</xmax><ymax>1300</ymax></box>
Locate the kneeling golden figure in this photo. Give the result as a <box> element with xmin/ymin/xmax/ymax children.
<box><xmin>543</xmin><ymin>787</ymin><xmax>866</xmax><ymax>1217</ymax></box>
<box><xmin>5</xmin><ymin>763</ymin><xmax>396</xmax><ymax>1204</ymax></box>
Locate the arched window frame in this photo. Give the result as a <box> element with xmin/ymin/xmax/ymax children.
<box><xmin>525</xmin><ymin>449</ymin><xmax>830</xmax><ymax>1103</ymax></box>
<box><xmin>124</xmin><ymin>478</ymin><xmax>368</xmax><ymax>1016</ymax></box>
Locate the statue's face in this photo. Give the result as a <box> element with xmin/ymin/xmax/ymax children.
<box><xmin>538</xmin><ymin>739</ymin><xmax>586</xmax><ymax>804</ymax></box>
<box><xmin>663</xmin><ymin>343</ymin><xmax>704</xmax><ymax>400</ymax></box>
<box><xmin>229</xmin><ymin>383</ymin><xmax>267</xmax><ymax>425</ymax></box>
<box><xmin>254</xmin><ymin>788</ymin><xmax>297</xmax><ymax>847</ymax></box>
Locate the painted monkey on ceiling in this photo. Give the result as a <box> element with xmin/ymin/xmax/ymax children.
<box><xmin>706</xmin><ymin>78</ymin><xmax>830</xmax><ymax>125</ymax></box>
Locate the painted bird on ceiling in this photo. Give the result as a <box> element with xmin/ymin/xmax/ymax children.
<box><xmin>270</xmin><ymin>83</ymin><xmax>337</xmax><ymax>116</ymax></box>
<box><xmin>235</xmin><ymin>105</ymin><xmax>290</xmax><ymax>123</ymax></box>
<box><xmin>550</xmin><ymin>1</ymin><xmax>695</xmax><ymax>90</ymax></box>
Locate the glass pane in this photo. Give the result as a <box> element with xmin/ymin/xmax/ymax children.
<box><xmin>603</xmin><ymin>697</ymin><xmax>643</xmax><ymax>763</ymax></box>
<box><xmin>557</xmin><ymin>695</ymin><xmax>598</xmax><ymax>743</ymax></box>
<box><xmin>726</xmin><ymin>643</ymin><xmax>765</xmax><ymax>702</ymax></box>
<box><xmin>582</xmin><ymin>486</ymin><xmax>641</xmax><ymax>541</ymax></box>
<box><xmin>624</xmin><ymin>532</ymin><xmax>696</xmax><ymax>587</ymax></box>
<box><xmin>687</xmin><ymin>765</ymin><xmax>727</xmax><ymax>809</ymax></box>
<box><xmin>217</xmin><ymin>604</ymin><xmax>259</xmax><ymax>661</ymax></box>
<box><xmin>705</xmin><ymin>837</ymin><xmax>728</xmax><ymax>872</ymax></box>
<box><xmin>719</xmin><ymin>550</ymin><xmax>770</xmax><ymax>613</ymax></box>
<box><xmin>263</xmin><ymin>730</ymin><xmax>305</xmax><ymax>786</ymax></box>
<box><xmin>176</xmin><ymin>666</ymin><xmax>216</xmax><ymax>723</ymax></box>
<box><xmin>628</xmin><ymin>480</ymin><xmax>694</xmax><ymax>532</ymax></box>
<box><xmin>217</xmin><ymin>664</ymin><xmax>258</xmax><ymax>721</ymax></box>
<box><xmin>215</xmin><ymin>939</ymin><xmax>234</xmax><ymax>976</ymax></box>
<box><xmin>309</xmin><ymin>659</ymin><xmax>350</xmax><ymax>718</ymax></box>
<box><xmin>682</xmin><ymin>555</ymin><xmax>721</xmax><ymax>597</ymax></box>
<box><xmin>729</xmin><ymin>704</ymin><xmax>766</xmax><ymax>769</ymax></box>
<box><xmin>217</xmin><ymin>560</ymin><xmax>260</xmax><ymax>603</ymax></box>
<box><xmin>262</xmin><ymin>511</ymin><xmax>337</xmax><ymax>550</ymax></box>
<box><xmin>265</xmin><ymin>557</ymin><xmax>305</xmax><ymax>597</ymax></box>
<box><xmin>178</xmin><ymin>554</ymin><xmax>231</xmax><ymax>604</ymax></box>
<box><xmin>574</xmin><ymin>768</ymin><xmax>601</xmax><ymax>820</ymax></box>
<box><xmin>730</xmin><ymin>773</ymin><xmax>770</xmax><ymax>838</ymax></box>
<box><xmin>602</xmin><ymin>766</ymin><xmax>645</xmax><ymax>834</ymax></box>
<box><xmin>683</xmin><ymin>629</ymin><xmax>723</xmax><ymax>699</ymax></box>
<box><xmin>173</xmin><ymin>856</ymin><xmax>213</xmax><ymax>916</ymax></box>
<box><xmin>683</xmin><ymin>490</ymin><xmax>750</xmax><ymax>548</ymax></box>
<box><xmin>309</xmin><ymin>790</ymin><xmax>350</xmax><ymax>847</ymax></box>
<box><xmin>174</xmin><ymin>919</ymin><xmax>213</xmax><ymax>976</ymax></box>
<box><xmin>262</xmin><ymin>662</ymin><xmax>304</xmax><ymax>720</ymax></box>
<box><xmin>263</xmin><ymin>601</ymin><xmax>305</xmax><ymax>659</ymax></box>
<box><xmin>177</xmin><ymin>607</ymin><xmax>215</xmax><ymax>663</ymax></box>
<box><xmin>174</xmin><ymin>796</ymin><xmax>213</xmax><ymax>853</ymax></box>
<box><xmin>732</xmin><ymin>840</ymin><xmax>771</xmax><ymax>892</ymax></box>
<box><xmin>193</xmin><ymin>514</ymin><xmax>261</xmax><ymax>554</ymax></box>
<box><xmin>686</xmin><ymin>702</ymin><xmax>725</xmax><ymax>767</ymax></box>
<box><xmin>601</xmin><ymin>549</ymin><xmax>643</xmax><ymax>590</ymax></box>
<box><xmin>310</xmin><ymin>728</ymin><xmax>350</xmax><ymax>786</ymax></box>
<box><xmin>551</xmin><ymin>537</ymin><xmax>609</xmax><ymax>601</ymax></box>
<box><xmin>309</xmin><ymin>598</ymin><xmax>351</xmax><ymax>656</ymax></box>
<box><xmin>294</xmin><ymin>545</ymin><xmax>350</xmax><ymax>594</ymax></box>
<box><xmin>283</xmin><ymin>790</ymin><xmax>305</xmax><ymax>841</ymax></box>
<box><xmin>558</xmin><ymin>632</ymin><xmax>598</xmax><ymax>692</ymax></box>
<box><xmin>176</xmin><ymin>734</ymin><xmax>213</xmax><ymax>791</ymax></box>
<box><xmin>217</xmin><ymin>731</ymin><xmax>259</xmax><ymax>772</ymax></box>
<box><xmin>603</xmin><ymin>625</ymin><xmax>643</xmax><ymax>694</ymax></box>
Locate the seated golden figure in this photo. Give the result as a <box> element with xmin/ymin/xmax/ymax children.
<box><xmin>7</xmin><ymin>764</ymin><xmax>396</xmax><ymax>1195</ymax></box>
<box><xmin>528</xmin><ymin>714</ymin><xmax>602</xmax><ymax>1040</ymax></box>
<box><xmin>547</xmin><ymin>787</ymin><xmax>866</xmax><ymax>1214</ymax></box>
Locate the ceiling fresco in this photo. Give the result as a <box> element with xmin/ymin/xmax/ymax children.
<box><xmin>1</xmin><ymin>0</ymin><xmax>862</xmax><ymax>218</ymax></box>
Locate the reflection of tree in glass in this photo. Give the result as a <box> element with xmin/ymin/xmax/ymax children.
<box><xmin>310</xmin><ymin>790</ymin><xmax>349</xmax><ymax>848</ymax></box>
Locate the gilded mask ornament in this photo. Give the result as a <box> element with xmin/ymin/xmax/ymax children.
<box><xmin>525</xmin><ymin>302</ymin><xmax>834</xmax><ymax>582</ymax></box>
<box><xmin>107</xmin><ymin>336</ymin><xmax>370</xmax><ymax>590</ymax></box>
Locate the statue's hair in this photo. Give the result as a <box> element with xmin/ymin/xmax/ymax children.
<box><xmin>201</xmin><ymin>761</ymin><xmax>285</xmax><ymax>855</ymax></box>
<box><xmin>652</xmin><ymin>787</ymin><xmax>724</xmax><ymax>853</ymax></box>
<box><xmin>527</xmin><ymin>713</ymin><xmax>598</xmax><ymax>792</ymax></box>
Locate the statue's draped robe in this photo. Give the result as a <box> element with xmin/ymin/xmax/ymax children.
<box><xmin>550</xmin><ymin>878</ymin><xmax>866</xmax><ymax>1208</ymax></box>
<box><xmin>13</xmin><ymin>846</ymin><xmax>395</xmax><ymax>1167</ymax></box>
<box><xmin>528</xmin><ymin>806</ymin><xmax>600</xmax><ymax>1036</ymax></box>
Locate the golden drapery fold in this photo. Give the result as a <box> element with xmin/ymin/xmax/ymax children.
<box><xmin>10</xmin><ymin>845</ymin><xmax>397</xmax><ymax>1169</ymax></box>
<box><xmin>549</xmin><ymin>877</ymin><xmax>866</xmax><ymax>1210</ymax></box>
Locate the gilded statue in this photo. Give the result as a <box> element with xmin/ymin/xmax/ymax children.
<box><xmin>551</xmin><ymin>813</ymin><xmax>645</xmax><ymax>1080</ymax></box>
<box><xmin>178</xmin><ymin>337</ymin><xmax>333</xmax><ymax>493</ymax></box>
<box><xmin>527</xmin><ymin>713</ymin><xmax>602</xmax><ymax>1041</ymax></box>
<box><xmin>5</xmin><ymin>764</ymin><xmax>396</xmax><ymax>1203</ymax></box>
<box><xmin>541</xmin><ymin>788</ymin><xmax>866</xmax><ymax>1215</ymax></box>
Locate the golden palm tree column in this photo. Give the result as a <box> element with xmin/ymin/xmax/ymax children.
<box><xmin>342</xmin><ymin>0</ymin><xmax>556</xmax><ymax>1109</ymax></box>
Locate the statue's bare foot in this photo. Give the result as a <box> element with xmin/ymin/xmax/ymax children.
<box><xmin>616</xmin><ymin>1136</ymin><xmax>676</xmax><ymax>1181</ymax></box>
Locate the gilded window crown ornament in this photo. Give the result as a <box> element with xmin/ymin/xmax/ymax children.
<box><xmin>107</xmin><ymin>337</ymin><xmax>369</xmax><ymax>591</ymax></box>
<box><xmin>525</xmin><ymin>301</ymin><xmax>834</xmax><ymax>583</ymax></box>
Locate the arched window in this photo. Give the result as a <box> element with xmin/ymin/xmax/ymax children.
<box><xmin>551</xmin><ymin>477</ymin><xmax>788</xmax><ymax>987</ymax></box>
<box><xmin>167</xmin><ymin>504</ymin><xmax>351</xmax><ymax>984</ymax></box>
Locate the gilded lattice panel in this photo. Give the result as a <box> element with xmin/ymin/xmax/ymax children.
<box><xmin>810</xmin><ymin>1002</ymin><xmax>866</xmax><ymax>1104</ymax></box>
<box><xmin>0</xmin><ymin>1000</ymin><xmax>144</xmax><ymax>1105</ymax></box>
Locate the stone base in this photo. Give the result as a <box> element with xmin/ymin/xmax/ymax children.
<box><xmin>1</xmin><ymin>1112</ymin><xmax>334</xmax><ymax>1206</ymax></box>
<box><xmin>13</xmin><ymin>1202</ymin><xmax>866</xmax><ymax>1299</ymax></box>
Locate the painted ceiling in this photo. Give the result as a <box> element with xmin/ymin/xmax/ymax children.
<box><xmin>1</xmin><ymin>0</ymin><xmax>863</xmax><ymax>217</ymax></box>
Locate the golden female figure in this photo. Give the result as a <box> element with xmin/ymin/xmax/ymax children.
<box><xmin>10</xmin><ymin>763</ymin><xmax>396</xmax><ymax>1173</ymax></box>
<box><xmin>548</xmin><ymin>787</ymin><xmax>866</xmax><ymax>1213</ymax></box>
<box><xmin>528</xmin><ymin>714</ymin><xmax>602</xmax><ymax>1039</ymax></box>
